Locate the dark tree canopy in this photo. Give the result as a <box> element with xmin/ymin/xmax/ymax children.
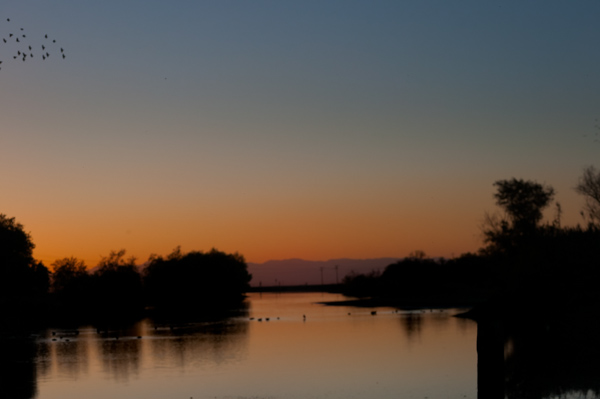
<box><xmin>51</xmin><ymin>257</ymin><xmax>88</xmax><ymax>293</ymax></box>
<box><xmin>91</xmin><ymin>249</ymin><xmax>143</xmax><ymax>317</ymax></box>
<box><xmin>144</xmin><ymin>247</ymin><xmax>251</xmax><ymax>312</ymax></box>
<box><xmin>0</xmin><ymin>214</ymin><xmax>49</xmax><ymax>298</ymax></box>
<box><xmin>493</xmin><ymin>178</ymin><xmax>555</xmax><ymax>232</ymax></box>
<box><xmin>50</xmin><ymin>257</ymin><xmax>91</xmax><ymax>316</ymax></box>
<box><xmin>0</xmin><ymin>214</ymin><xmax>49</xmax><ymax>325</ymax></box>
<box><xmin>0</xmin><ymin>214</ymin><xmax>35</xmax><ymax>271</ymax></box>
<box><xmin>575</xmin><ymin>165</ymin><xmax>600</xmax><ymax>225</ymax></box>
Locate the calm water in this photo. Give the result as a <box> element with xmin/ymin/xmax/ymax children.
<box><xmin>11</xmin><ymin>293</ymin><xmax>478</xmax><ymax>399</ymax></box>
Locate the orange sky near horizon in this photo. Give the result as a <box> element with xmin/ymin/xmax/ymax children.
<box><xmin>17</xmin><ymin>183</ymin><xmax>483</xmax><ymax>266</ymax></box>
<box><xmin>12</xmin><ymin>177</ymin><xmax>577</xmax><ymax>267</ymax></box>
<box><xmin>2</xmin><ymin>1</ymin><xmax>599</xmax><ymax>268</ymax></box>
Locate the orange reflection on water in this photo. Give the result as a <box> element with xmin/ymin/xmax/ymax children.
<box><xmin>33</xmin><ymin>293</ymin><xmax>477</xmax><ymax>399</ymax></box>
<box><xmin>242</xmin><ymin>293</ymin><xmax>477</xmax><ymax>398</ymax></box>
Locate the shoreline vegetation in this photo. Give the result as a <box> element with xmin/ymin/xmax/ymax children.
<box><xmin>0</xmin><ymin>236</ymin><xmax>252</xmax><ymax>331</ymax></box>
<box><xmin>2</xmin><ymin>172</ymin><xmax>600</xmax><ymax>331</ymax></box>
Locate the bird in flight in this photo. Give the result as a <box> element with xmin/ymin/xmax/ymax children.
<box><xmin>1</xmin><ymin>16</ymin><xmax>67</xmax><ymax>70</ymax></box>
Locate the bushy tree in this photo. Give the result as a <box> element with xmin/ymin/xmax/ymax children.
<box><xmin>380</xmin><ymin>255</ymin><xmax>444</xmax><ymax>299</ymax></box>
<box><xmin>575</xmin><ymin>165</ymin><xmax>600</xmax><ymax>225</ymax></box>
<box><xmin>91</xmin><ymin>250</ymin><xmax>143</xmax><ymax>316</ymax></box>
<box><xmin>341</xmin><ymin>270</ymin><xmax>381</xmax><ymax>298</ymax></box>
<box><xmin>483</xmin><ymin>179</ymin><xmax>555</xmax><ymax>254</ymax></box>
<box><xmin>51</xmin><ymin>257</ymin><xmax>88</xmax><ymax>293</ymax></box>
<box><xmin>144</xmin><ymin>247</ymin><xmax>251</xmax><ymax>312</ymax></box>
<box><xmin>492</xmin><ymin>178</ymin><xmax>555</xmax><ymax>232</ymax></box>
<box><xmin>50</xmin><ymin>257</ymin><xmax>91</xmax><ymax>315</ymax></box>
<box><xmin>0</xmin><ymin>214</ymin><xmax>34</xmax><ymax>269</ymax></box>
<box><xmin>0</xmin><ymin>214</ymin><xmax>49</xmax><ymax>300</ymax></box>
<box><xmin>0</xmin><ymin>214</ymin><xmax>49</xmax><ymax>326</ymax></box>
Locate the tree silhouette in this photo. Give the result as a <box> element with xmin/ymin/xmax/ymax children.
<box><xmin>575</xmin><ymin>165</ymin><xmax>600</xmax><ymax>225</ymax></box>
<box><xmin>50</xmin><ymin>257</ymin><xmax>91</xmax><ymax>317</ymax></box>
<box><xmin>379</xmin><ymin>255</ymin><xmax>447</xmax><ymax>301</ymax></box>
<box><xmin>0</xmin><ymin>214</ymin><xmax>34</xmax><ymax>272</ymax></box>
<box><xmin>482</xmin><ymin>178</ymin><xmax>555</xmax><ymax>254</ymax></box>
<box><xmin>90</xmin><ymin>250</ymin><xmax>143</xmax><ymax>317</ymax></box>
<box><xmin>51</xmin><ymin>257</ymin><xmax>88</xmax><ymax>293</ymax></box>
<box><xmin>144</xmin><ymin>247</ymin><xmax>251</xmax><ymax>313</ymax></box>
<box><xmin>492</xmin><ymin>178</ymin><xmax>555</xmax><ymax>233</ymax></box>
<box><xmin>0</xmin><ymin>213</ymin><xmax>49</xmax><ymax>325</ymax></box>
<box><xmin>0</xmin><ymin>214</ymin><xmax>49</xmax><ymax>298</ymax></box>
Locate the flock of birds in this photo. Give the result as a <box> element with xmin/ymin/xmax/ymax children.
<box><xmin>0</xmin><ymin>17</ymin><xmax>65</xmax><ymax>70</ymax></box>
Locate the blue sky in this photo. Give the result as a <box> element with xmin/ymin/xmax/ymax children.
<box><xmin>1</xmin><ymin>1</ymin><xmax>599</xmax><ymax>264</ymax></box>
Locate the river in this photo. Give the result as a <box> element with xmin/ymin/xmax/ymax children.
<box><xmin>6</xmin><ymin>292</ymin><xmax>478</xmax><ymax>399</ymax></box>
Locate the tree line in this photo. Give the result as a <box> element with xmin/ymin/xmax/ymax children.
<box><xmin>342</xmin><ymin>166</ymin><xmax>600</xmax><ymax>314</ymax></box>
<box><xmin>3</xmin><ymin>165</ymin><xmax>600</xmax><ymax>326</ymax></box>
<box><xmin>0</xmin><ymin>218</ymin><xmax>252</xmax><ymax>328</ymax></box>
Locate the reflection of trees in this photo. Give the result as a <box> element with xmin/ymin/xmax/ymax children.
<box><xmin>53</xmin><ymin>334</ymin><xmax>90</xmax><ymax>378</ymax></box>
<box><xmin>504</xmin><ymin>318</ymin><xmax>600</xmax><ymax>398</ymax></box>
<box><xmin>398</xmin><ymin>310</ymin><xmax>458</xmax><ymax>340</ymax></box>
<box><xmin>98</xmin><ymin>339</ymin><xmax>143</xmax><ymax>382</ymax></box>
<box><xmin>398</xmin><ymin>312</ymin><xmax>423</xmax><ymax>340</ymax></box>
<box><xmin>6</xmin><ymin>312</ymin><xmax>250</xmax><ymax>390</ymax></box>
<box><xmin>148</xmin><ymin>319</ymin><xmax>249</xmax><ymax>368</ymax></box>
<box><xmin>475</xmin><ymin>313</ymin><xmax>600</xmax><ymax>399</ymax></box>
<box><xmin>476</xmin><ymin>319</ymin><xmax>504</xmax><ymax>399</ymax></box>
<box><xmin>94</xmin><ymin>322</ymin><xmax>145</xmax><ymax>382</ymax></box>
<box><xmin>0</xmin><ymin>337</ymin><xmax>38</xmax><ymax>399</ymax></box>
<box><xmin>90</xmin><ymin>316</ymin><xmax>249</xmax><ymax>381</ymax></box>
<box><xmin>35</xmin><ymin>340</ymin><xmax>52</xmax><ymax>379</ymax></box>
<box><xmin>427</xmin><ymin>310</ymin><xmax>453</xmax><ymax>330</ymax></box>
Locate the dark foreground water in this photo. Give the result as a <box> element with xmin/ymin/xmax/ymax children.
<box><xmin>7</xmin><ymin>292</ymin><xmax>599</xmax><ymax>399</ymax></box>
<box><xmin>2</xmin><ymin>292</ymin><xmax>477</xmax><ymax>399</ymax></box>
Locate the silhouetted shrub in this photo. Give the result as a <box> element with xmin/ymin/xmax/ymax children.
<box><xmin>0</xmin><ymin>214</ymin><xmax>49</xmax><ymax>325</ymax></box>
<box><xmin>89</xmin><ymin>250</ymin><xmax>144</xmax><ymax>318</ymax></box>
<box><xmin>341</xmin><ymin>270</ymin><xmax>381</xmax><ymax>298</ymax></box>
<box><xmin>143</xmin><ymin>247</ymin><xmax>251</xmax><ymax>313</ymax></box>
<box><xmin>49</xmin><ymin>257</ymin><xmax>93</xmax><ymax>319</ymax></box>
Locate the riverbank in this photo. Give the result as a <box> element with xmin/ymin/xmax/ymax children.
<box><xmin>248</xmin><ymin>284</ymin><xmax>482</xmax><ymax>310</ymax></box>
<box><xmin>318</xmin><ymin>297</ymin><xmax>479</xmax><ymax>310</ymax></box>
<box><xmin>247</xmin><ymin>284</ymin><xmax>342</xmax><ymax>293</ymax></box>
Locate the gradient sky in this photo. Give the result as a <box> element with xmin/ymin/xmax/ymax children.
<box><xmin>1</xmin><ymin>1</ymin><xmax>599</xmax><ymax>266</ymax></box>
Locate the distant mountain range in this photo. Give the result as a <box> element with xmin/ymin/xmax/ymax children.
<box><xmin>247</xmin><ymin>258</ymin><xmax>402</xmax><ymax>287</ymax></box>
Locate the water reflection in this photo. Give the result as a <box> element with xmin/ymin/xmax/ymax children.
<box><xmin>504</xmin><ymin>319</ymin><xmax>600</xmax><ymax>399</ymax></box>
<box><xmin>53</xmin><ymin>331</ymin><xmax>90</xmax><ymax>379</ymax></box>
<box><xmin>26</xmin><ymin>309</ymin><xmax>250</xmax><ymax>392</ymax></box>
<box><xmin>147</xmin><ymin>319</ymin><xmax>249</xmax><ymax>369</ymax></box>
<box><xmin>35</xmin><ymin>341</ymin><xmax>52</xmax><ymax>381</ymax></box>
<box><xmin>397</xmin><ymin>308</ymin><xmax>468</xmax><ymax>341</ymax></box>
<box><xmin>9</xmin><ymin>293</ymin><xmax>600</xmax><ymax>399</ymax></box>
<box><xmin>476</xmin><ymin>319</ymin><xmax>505</xmax><ymax>399</ymax></box>
<box><xmin>7</xmin><ymin>294</ymin><xmax>480</xmax><ymax>399</ymax></box>
<box><xmin>98</xmin><ymin>336</ymin><xmax>142</xmax><ymax>382</ymax></box>
<box><xmin>398</xmin><ymin>311</ymin><xmax>423</xmax><ymax>339</ymax></box>
<box><xmin>474</xmin><ymin>313</ymin><xmax>600</xmax><ymax>399</ymax></box>
<box><xmin>0</xmin><ymin>337</ymin><xmax>38</xmax><ymax>399</ymax></box>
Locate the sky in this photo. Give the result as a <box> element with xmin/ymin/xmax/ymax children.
<box><xmin>1</xmin><ymin>1</ymin><xmax>600</xmax><ymax>267</ymax></box>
